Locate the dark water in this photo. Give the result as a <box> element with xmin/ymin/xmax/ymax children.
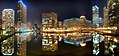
<box><xmin>0</xmin><ymin>33</ymin><xmax>119</xmax><ymax>56</ymax></box>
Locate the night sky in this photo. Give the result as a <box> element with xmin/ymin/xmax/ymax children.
<box><xmin>0</xmin><ymin>0</ymin><xmax>107</xmax><ymax>26</ymax></box>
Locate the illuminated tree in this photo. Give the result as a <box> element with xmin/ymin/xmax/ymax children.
<box><xmin>108</xmin><ymin>0</ymin><xmax>119</xmax><ymax>26</ymax></box>
<box><xmin>108</xmin><ymin>0</ymin><xmax>119</xmax><ymax>33</ymax></box>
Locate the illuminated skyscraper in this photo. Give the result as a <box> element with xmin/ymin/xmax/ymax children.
<box><xmin>92</xmin><ymin>5</ymin><xmax>99</xmax><ymax>27</ymax></box>
<box><xmin>2</xmin><ymin>9</ymin><xmax>14</xmax><ymax>30</ymax></box>
<box><xmin>42</xmin><ymin>12</ymin><xmax>58</xmax><ymax>51</ymax></box>
<box><xmin>103</xmin><ymin>7</ymin><xmax>109</xmax><ymax>27</ymax></box>
<box><xmin>17</xmin><ymin>0</ymin><xmax>27</xmax><ymax>56</ymax></box>
<box><xmin>17</xmin><ymin>0</ymin><xmax>27</xmax><ymax>27</ymax></box>
<box><xmin>1</xmin><ymin>9</ymin><xmax>14</xmax><ymax>55</ymax></box>
<box><xmin>42</xmin><ymin>12</ymin><xmax>57</xmax><ymax>28</ymax></box>
<box><xmin>0</xmin><ymin>19</ymin><xmax>2</xmax><ymax>29</ymax></box>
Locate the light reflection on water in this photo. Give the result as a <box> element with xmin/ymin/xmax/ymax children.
<box><xmin>1</xmin><ymin>32</ymin><xmax>119</xmax><ymax>56</ymax></box>
<box><xmin>92</xmin><ymin>33</ymin><xmax>119</xmax><ymax>56</ymax></box>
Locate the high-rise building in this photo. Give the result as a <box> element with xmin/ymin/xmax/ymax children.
<box><xmin>17</xmin><ymin>0</ymin><xmax>27</xmax><ymax>27</ymax></box>
<box><xmin>103</xmin><ymin>7</ymin><xmax>109</xmax><ymax>27</ymax></box>
<box><xmin>0</xmin><ymin>19</ymin><xmax>2</xmax><ymax>29</ymax></box>
<box><xmin>1</xmin><ymin>9</ymin><xmax>14</xmax><ymax>55</ymax></box>
<box><xmin>0</xmin><ymin>19</ymin><xmax>2</xmax><ymax>35</ymax></box>
<box><xmin>42</xmin><ymin>12</ymin><xmax>57</xmax><ymax>28</ymax></box>
<box><xmin>42</xmin><ymin>12</ymin><xmax>58</xmax><ymax>51</ymax></box>
<box><xmin>2</xmin><ymin>9</ymin><xmax>14</xmax><ymax>30</ymax></box>
<box><xmin>17</xmin><ymin>0</ymin><xmax>27</xmax><ymax>56</ymax></box>
<box><xmin>92</xmin><ymin>5</ymin><xmax>99</xmax><ymax>27</ymax></box>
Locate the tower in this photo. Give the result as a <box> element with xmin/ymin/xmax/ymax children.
<box><xmin>42</xmin><ymin>12</ymin><xmax>58</xmax><ymax>51</ymax></box>
<box><xmin>92</xmin><ymin>5</ymin><xmax>99</xmax><ymax>27</ymax></box>
<box><xmin>17</xmin><ymin>0</ymin><xmax>27</xmax><ymax>27</ymax></box>
<box><xmin>103</xmin><ymin>7</ymin><xmax>108</xmax><ymax>27</ymax></box>
<box><xmin>1</xmin><ymin>9</ymin><xmax>15</xmax><ymax>55</ymax></box>
<box><xmin>17</xmin><ymin>0</ymin><xmax>27</xmax><ymax>56</ymax></box>
<box><xmin>2</xmin><ymin>9</ymin><xmax>14</xmax><ymax>30</ymax></box>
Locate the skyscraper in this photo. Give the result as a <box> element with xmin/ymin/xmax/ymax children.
<box><xmin>2</xmin><ymin>9</ymin><xmax>14</xmax><ymax>30</ymax></box>
<box><xmin>103</xmin><ymin>7</ymin><xmax>109</xmax><ymax>27</ymax></box>
<box><xmin>1</xmin><ymin>9</ymin><xmax>14</xmax><ymax>55</ymax></box>
<box><xmin>17</xmin><ymin>0</ymin><xmax>27</xmax><ymax>56</ymax></box>
<box><xmin>17</xmin><ymin>0</ymin><xmax>27</xmax><ymax>27</ymax></box>
<box><xmin>92</xmin><ymin>5</ymin><xmax>99</xmax><ymax>27</ymax></box>
<box><xmin>42</xmin><ymin>12</ymin><xmax>58</xmax><ymax>51</ymax></box>
<box><xmin>42</xmin><ymin>12</ymin><xmax>57</xmax><ymax>28</ymax></box>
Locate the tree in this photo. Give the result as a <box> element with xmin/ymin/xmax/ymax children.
<box><xmin>108</xmin><ymin>0</ymin><xmax>119</xmax><ymax>33</ymax></box>
<box><xmin>108</xmin><ymin>0</ymin><xmax>119</xmax><ymax>26</ymax></box>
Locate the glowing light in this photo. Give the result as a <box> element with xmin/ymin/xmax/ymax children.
<box><xmin>114</xmin><ymin>38</ymin><xmax>118</xmax><ymax>42</ymax></box>
<box><xmin>18</xmin><ymin>0</ymin><xmax>27</xmax><ymax>7</ymax></box>
<box><xmin>3</xmin><ymin>9</ymin><xmax>14</xmax><ymax>11</ymax></box>
<box><xmin>80</xmin><ymin>42</ymin><xmax>86</xmax><ymax>47</ymax></box>
<box><xmin>19</xmin><ymin>27</ymin><xmax>30</xmax><ymax>38</ymax></box>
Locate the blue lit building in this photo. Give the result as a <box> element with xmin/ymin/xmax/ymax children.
<box><xmin>17</xmin><ymin>0</ymin><xmax>27</xmax><ymax>56</ymax></box>
<box><xmin>63</xmin><ymin>16</ymin><xmax>92</xmax><ymax>46</ymax></box>
<box><xmin>63</xmin><ymin>16</ymin><xmax>92</xmax><ymax>28</ymax></box>
<box><xmin>17</xmin><ymin>0</ymin><xmax>27</xmax><ymax>27</ymax></box>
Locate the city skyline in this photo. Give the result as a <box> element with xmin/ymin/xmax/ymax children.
<box><xmin>0</xmin><ymin>0</ymin><xmax>107</xmax><ymax>26</ymax></box>
<box><xmin>1</xmin><ymin>0</ymin><xmax>119</xmax><ymax>56</ymax></box>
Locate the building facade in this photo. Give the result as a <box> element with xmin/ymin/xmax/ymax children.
<box><xmin>57</xmin><ymin>21</ymin><xmax>63</xmax><ymax>28</ymax></box>
<box><xmin>1</xmin><ymin>9</ymin><xmax>14</xmax><ymax>55</ymax></box>
<box><xmin>17</xmin><ymin>0</ymin><xmax>27</xmax><ymax>27</ymax></box>
<box><xmin>103</xmin><ymin>7</ymin><xmax>109</xmax><ymax>27</ymax></box>
<box><xmin>107</xmin><ymin>0</ymin><xmax>119</xmax><ymax>33</ymax></box>
<box><xmin>42</xmin><ymin>12</ymin><xmax>58</xmax><ymax>51</ymax></box>
<box><xmin>42</xmin><ymin>12</ymin><xmax>57</xmax><ymax>28</ymax></box>
<box><xmin>63</xmin><ymin>16</ymin><xmax>92</xmax><ymax>46</ymax></box>
<box><xmin>17</xmin><ymin>0</ymin><xmax>27</xmax><ymax>56</ymax></box>
<box><xmin>92</xmin><ymin>5</ymin><xmax>99</xmax><ymax>27</ymax></box>
<box><xmin>2</xmin><ymin>9</ymin><xmax>14</xmax><ymax>30</ymax></box>
<box><xmin>64</xmin><ymin>17</ymin><xmax>92</xmax><ymax>29</ymax></box>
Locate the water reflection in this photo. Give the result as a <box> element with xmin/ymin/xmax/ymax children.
<box><xmin>92</xmin><ymin>33</ymin><xmax>100</xmax><ymax>55</ymax></box>
<box><xmin>104</xmin><ymin>35</ymin><xmax>118</xmax><ymax>56</ymax></box>
<box><xmin>92</xmin><ymin>33</ymin><xmax>119</xmax><ymax>56</ymax></box>
<box><xmin>1</xmin><ymin>36</ymin><xmax>14</xmax><ymax>55</ymax></box>
<box><xmin>1</xmin><ymin>31</ymin><xmax>119</xmax><ymax>56</ymax></box>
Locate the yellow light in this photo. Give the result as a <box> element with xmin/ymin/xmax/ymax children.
<box><xmin>48</xmin><ymin>34</ymin><xmax>51</xmax><ymax>36</ymax></box>
<box><xmin>46</xmin><ymin>33</ymin><xmax>47</xmax><ymax>35</ymax></box>
<box><xmin>43</xmin><ymin>33</ymin><xmax>45</xmax><ymax>36</ymax></box>
<box><xmin>48</xmin><ymin>28</ymin><xmax>50</xmax><ymax>30</ymax></box>
<box><xmin>114</xmin><ymin>38</ymin><xmax>118</xmax><ymax>42</ymax></box>
<box><xmin>43</xmin><ymin>27</ymin><xmax>45</xmax><ymax>30</ymax></box>
<box><xmin>57</xmin><ymin>34</ymin><xmax>59</xmax><ymax>36</ymax></box>
<box><xmin>80</xmin><ymin>42</ymin><xmax>86</xmax><ymax>47</ymax></box>
<box><xmin>112</xmin><ymin>26</ymin><xmax>117</xmax><ymax>30</ymax></box>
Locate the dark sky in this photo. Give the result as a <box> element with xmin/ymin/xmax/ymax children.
<box><xmin>0</xmin><ymin>0</ymin><xmax>107</xmax><ymax>26</ymax></box>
